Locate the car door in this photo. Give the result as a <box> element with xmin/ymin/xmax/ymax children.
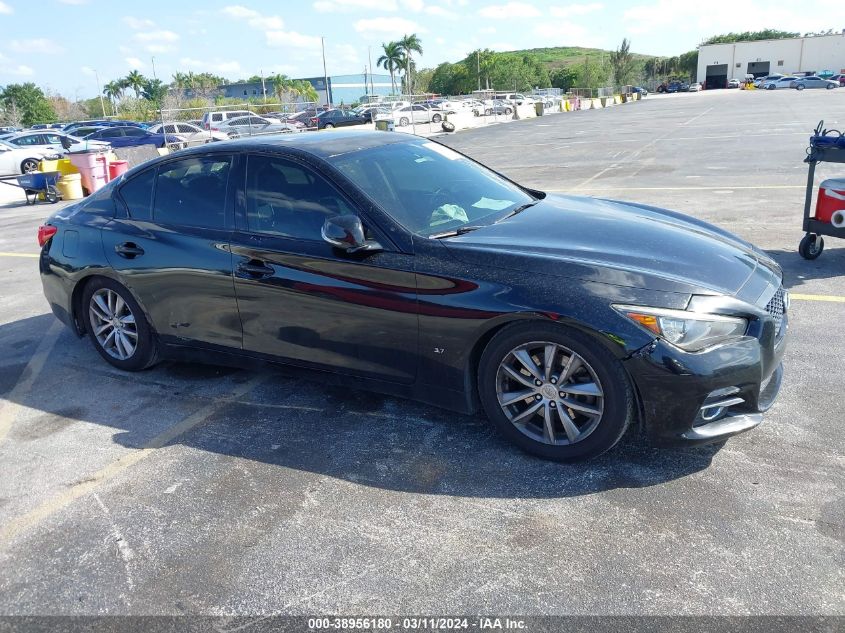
<box><xmin>95</xmin><ymin>127</ymin><xmax>127</xmax><ymax>147</ymax></box>
<box><xmin>101</xmin><ymin>153</ymin><xmax>242</xmax><ymax>349</ymax></box>
<box><xmin>121</xmin><ymin>127</ymin><xmax>152</xmax><ymax>146</ymax></box>
<box><xmin>229</xmin><ymin>152</ymin><xmax>419</xmax><ymax>383</ymax></box>
<box><xmin>0</xmin><ymin>144</ymin><xmax>19</xmax><ymax>176</ymax></box>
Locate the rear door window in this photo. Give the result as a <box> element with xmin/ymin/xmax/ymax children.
<box><xmin>118</xmin><ymin>168</ymin><xmax>155</xmax><ymax>221</ymax></box>
<box><xmin>152</xmin><ymin>155</ymin><xmax>232</xmax><ymax>229</ymax></box>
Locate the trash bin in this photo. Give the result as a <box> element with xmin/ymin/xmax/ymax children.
<box><xmin>375</xmin><ymin>119</ymin><xmax>395</xmax><ymax>132</ymax></box>
<box><xmin>535</xmin><ymin>101</ymin><xmax>544</xmax><ymax>116</ymax></box>
<box><xmin>108</xmin><ymin>160</ymin><xmax>129</xmax><ymax>181</ymax></box>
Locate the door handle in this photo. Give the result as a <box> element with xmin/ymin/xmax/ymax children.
<box><xmin>114</xmin><ymin>242</ymin><xmax>144</xmax><ymax>258</ymax></box>
<box><xmin>237</xmin><ymin>260</ymin><xmax>275</xmax><ymax>278</ymax></box>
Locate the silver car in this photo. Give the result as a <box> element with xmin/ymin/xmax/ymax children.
<box><xmin>3</xmin><ymin>130</ymin><xmax>109</xmax><ymax>155</ymax></box>
<box><xmin>148</xmin><ymin>122</ymin><xmax>229</xmax><ymax>145</ymax></box>
<box><xmin>762</xmin><ymin>76</ymin><xmax>798</xmax><ymax>90</ymax></box>
<box><xmin>216</xmin><ymin>115</ymin><xmax>300</xmax><ymax>138</ymax></box>
<box><xmin>790</xmin><ymin>76</ymin><xmax>839</xmax><ymax>90</ymax></box>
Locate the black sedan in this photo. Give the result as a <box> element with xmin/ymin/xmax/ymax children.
<box><xmin>38</xmin><ymin>131</ymin><xmax>787</xmax><ymax>461</ymax></box>
<box><xmin>310</xmin><ymin>109</ymin><xmax>367</xmax><ymax>130</ymax></box>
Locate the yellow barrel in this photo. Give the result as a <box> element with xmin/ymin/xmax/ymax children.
<box><xmin>57</xmin><ymin>159</ymin><xmax>78</xmax><ymax>176</ymax></box>
<box><xmin>57</xmin><ymin>173</ymin><xmax>84</xmax><ymax>201</ymax></box>
<box><xmin>39</xmin><ymin>159</ymin><xmax>60</xmax><ymax>172</ymax></box>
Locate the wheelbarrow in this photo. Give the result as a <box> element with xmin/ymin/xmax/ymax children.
<box><xmin>0</xmin><ymin>171</ymin><xmax>62</xmax><ymax>205</ymax></box>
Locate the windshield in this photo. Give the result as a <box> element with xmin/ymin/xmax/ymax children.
<box><xmin>329</xmin><ymin>140</ymin><xmax>535</xmax><ymax>237</ymax></box>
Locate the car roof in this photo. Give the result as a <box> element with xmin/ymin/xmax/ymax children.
<box><xmin>157</xmin><ymin>129</ymin><xmax>416</xmax><ymax>161</ymax></box>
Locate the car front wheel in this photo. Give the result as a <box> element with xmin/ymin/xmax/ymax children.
<box><xmin>21</xmin><ymin>158</ymin><xmax>39</xmax><ymax>173</ymax></box>
<box><xmin>323</xmin><ymin>123</ymin><xmax>334</xmax><ymax>129</ymax></box>
<box><xmin>478</xmin><ymin>323</ymin><xmax>634</xmax><ymax>462</ymax></box>
<box><xmin>796</xmin><ymin>84</ymin><xmax>805</xmax><ymax>90</ymax></box>
<box><xmin>83</xmin><ymin>278</ymin><xmax>157</xmax><ymax>371</ymax></box>
<box><xmin>827</xmin><ymin>84</ymin><xmax>835</xmax><ymax>90</ymax></box>
<box><xmin>432</xmin><ymin>113</ymin><xmax>442</xmax><ymax>123</ymax></box>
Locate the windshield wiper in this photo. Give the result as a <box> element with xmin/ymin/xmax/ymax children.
<box><xmin>500</xmin><ymin>200</ymin><xmax>538</xmax><ymax>220</ymax></box>
<box><xmin>430</xmin><ymin>225</ymin><xmax>484</xmax><ymax>239</ymax></box>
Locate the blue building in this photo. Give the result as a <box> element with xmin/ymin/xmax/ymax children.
<box><xmin>218</xmin><ymin>73</ymin><xmax>394</xmax><ymax>107</ymax></box>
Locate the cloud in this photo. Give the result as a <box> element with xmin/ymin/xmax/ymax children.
<box><xmin>0</xmin><ymin>53</ymin><xmax>33</xmax><ymax>76</ymax></box>
<box><xmin>80</xmin><ymin>66</ymin><xmax>95</xmax><ymax>76</ymax></box>
<box><xmin>222</xmin><ymin>5</ymin><xmax>284</xmax><ymax>30</ymax></box>
<box><xmin>478</xmin><ymin>2</ymin><xmax>541</xmax><ymax>18</ymax></box>
<box><xmin>146</xmin><ymin>44</ymin><xmax>175</xmax><ymax>54</ymax></box>
<box><xmin>125</xmin><ymin>57</ymin><xmax>145</xmax><ymax>69</ymax></box>
<box><xmin>549</xmin><ymin>3</ymin><xmax>604</xmax><ymax>18</ymax></box>
<box><xmin>132</xmin><ymin>30</ymin><xmax>180</xmax><ymax>42</ymax></box>
<box><xmin>314</xmin><ymin>0</ymin><xmax>398</xmax><ymax>11</ymax></box>
<box><xmin>123</xmin><ymin>16</ymin><xmax>155</xmax><ymax>29</ymax></box>
<box><xmin>266</xmin><ymin>31</ymin><xmax>322</xmax><ymax>49</ymax></box>
<box><xmin>7</xmin><ymin>38</ymin><xmax>65</xmax><ymax>54</ymax></box>
<box><xmin>0</xmin><ymin>1</ymin><xmax>12</xmax><ymax>14</ymax></box>
<box><xmin>354</xmin><ymin>16</ymin><xmax>426</xmax><ymax>36</ymax></box>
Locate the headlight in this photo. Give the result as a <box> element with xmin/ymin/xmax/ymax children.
<box><xmin>613</xmin><ymin>305</ymin><xmax>748</xmax><ymax>352</ymax></box>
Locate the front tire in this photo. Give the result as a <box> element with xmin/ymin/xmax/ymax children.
<box><xmin>399</xmin><ymin>117</ymin><xmax>409</xmax><ymax>127</ymax></box>
<box><xmin>323</xmin><ymin>123</ymin><xmax>334</xmax><ymax>129</ymax></box>
<box><xmin>478</xmin><ymin>323</ymin><xmax>634</xmax><ymax>462</ymax></box>
<box><xmin>796</xmin><ymin>84</ymin><xmax>805</xmax><ymax>91</ymax></box>
<box><xmin>826</xmin><ymin>84</ymin><xmax>835</xmax><ymax>90</ymax></box>
<box><xmin>432</xmin><ymin>113</ymin><xmax>442</xmax><ymax>123</ymax></box>
<box><xmin>21</xmin><ymin>158</ymin><xmax>39</xmax><ymax>174</ymax></box>
<box><xmin>83</xmin><ymin>278</ymin><xmax>157</xmax><ymax>371</ymax></box>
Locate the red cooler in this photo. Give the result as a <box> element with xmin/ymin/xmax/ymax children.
<box><xmin>815</xmin><ymin>178</ymin><xmax>845</xmax><ymax>223</ymax></box>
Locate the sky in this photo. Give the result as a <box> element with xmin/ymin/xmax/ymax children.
<box><xmin>0</xmin><ymin>0</ymin><xmax>842</xmax><ymax>98</ymax></box>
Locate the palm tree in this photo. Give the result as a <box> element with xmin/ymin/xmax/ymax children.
<box><xmin>293</xmin><ymin>79</ymin><xmax>318</xmax><ymax>105</ymax></box>
<box><xmin>272</xmin><ymin>73</ymin><xmax>293</xmax><ymax>103</ymax></box>
<box><xmin>102</xmin><ymin>81</ymin><xmax>123</xmax><ymax>114</ymax></box>
<box><xmin>398</xmin><ymin>33</ymin><xmax>423</xmax><ymax>96</ymax></box>
<box><xmin>377</xmin><ymin>41</ymin><xmax>403</xmax><ymax>95</ymax></box>
<box><xmin>124</xmin><ymin>70</ymin><xmax>146</xmax><ymax>98</ymax></box>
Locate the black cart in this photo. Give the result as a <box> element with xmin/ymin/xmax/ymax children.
<box><xmin>799</xmin><ymin>121</ymin><xmax>845</xmax><ymax>259</ymax></box>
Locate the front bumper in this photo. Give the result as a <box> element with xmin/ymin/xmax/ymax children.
<box><xmin>622</xmin><ymin>313</ymin><xmax>787</xmax><ymax>446</ymax></box>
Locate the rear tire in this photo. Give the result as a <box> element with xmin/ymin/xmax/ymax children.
<box><xmin>478</xmin><ymin>322</ymin><xmax>634</xmax><ymax>462</ymax></box>
<box><xmin>82</xmin><ymin>278</ymin><xmax>157</xmax><ymax>371</ymax></box>
<box><xmin>796</xmin><ymin>84</ymin><xmax>805</xmax><ymax>91</ymax></box>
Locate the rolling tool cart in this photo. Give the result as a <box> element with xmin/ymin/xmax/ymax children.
<box><xmin>799</xmin><ymin>120</ymin><xmax>845</xmax><ymax>259</ymax></box>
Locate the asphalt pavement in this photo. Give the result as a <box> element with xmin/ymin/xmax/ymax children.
<box><xmin>0</xmin><ymin>89</ymin><xmax>842</xmax><ymax>617</ymax></box>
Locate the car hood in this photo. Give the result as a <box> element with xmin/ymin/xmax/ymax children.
<box><xmin>441</xmin><ymin>194</ymin><xmax>780</xmax><ymax>298</ymax></box>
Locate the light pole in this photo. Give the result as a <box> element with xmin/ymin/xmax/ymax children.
<box><xmin>321</xmin><ymin>36</ymin><xmax>331</xmax><ymax>108</ymax></box>
<box><xmin>94</xmin><ymin>69</ymin><xmax>106</xmax><ymax>117</ymax></box>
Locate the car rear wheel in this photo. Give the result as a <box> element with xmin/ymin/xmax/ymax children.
<box><xmin>767</xmin><ymin>84</ymin><xmax>776</xmax><ymax>90</ymax></box>
<box><xmin>432</xmin><ymin>113</ymin><xmax>442</xmax><ymax>123</ymax></box>
<box><xmin>21</xmin><ymin>158</ymin><xmax>39</xmax><ymax>174</ymax></box>
<box><xmin>796</xmin><ymin>84</ymin><xmax>805</xmax><ymax>91</ymax></box>
<box><xmin>83</xmin><ymin>278</ymin><xmax>157</xmax><ymax>371</ymax></box>
<box><xmin>478</xmin><ymin>323</ymin><xmax>634</xmax><ymax>462</ymax></box>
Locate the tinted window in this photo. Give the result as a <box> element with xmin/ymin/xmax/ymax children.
<box><xmin>152</xmin><ymin>155</ymin><xmax>232</xmax><ymax>229</ymax></box>
<box><xmin>118</xmin><ymin>168</ymin><xmax>155</xmax><ymax>221</ymax></box>
<box><xmin>245</xmin><ymin>154</ymin><xmax>355</xmax><ymax>240</ymax></box>
<box><xmin>98</xmin><ymin>128</ymin><xmax>123</xmax><ymax>138</ymax></box>
<box><xmin>123</xmin><ymin>127</ymin><xmax>146</xmax><ymax>137</ymax></box>
<box><xmin>14</xmin><ymin>135</ymin><xmax>40</xmax><ymax>146</ymax></box>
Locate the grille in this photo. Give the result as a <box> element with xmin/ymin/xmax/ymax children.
<box><xmin>766</xmin><ymin>286</ymin><xmax>786</xmax><ymax>337</ymax></box>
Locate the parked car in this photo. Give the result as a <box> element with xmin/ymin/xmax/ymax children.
<box><xmin>201</xmin><ymin>110</ymin><xmax>257</xmax><ymax>131</ymax></box>
<box><xmin>727</xmin><ymin>78</ymin><xmax>741</xmax><ymax>88</ymax></box>
<box><xmin>147</xmin><ymin>122</ymin><xmax>229</xmax><ymax>145</ymax></box>
<box><xmin>0</xmin><ymin>126</ymin><xmax>22</xmax><ymax>134</ymax></box>
<box><xmin>790</xmin><ymin>76</ymin><xmax>839</xmax><ymax>90</ymax></box>
<box><xmin>631</xmin><ymin>86</ymin><xmax>649</xmax><ymax>96</ymax></box>
<box><xmin>392</xmin><ymin>104</ymin><xmax>444</xmax><ymax>126</ymax></box>
<box><xmin>494</xmin><ymin>93</ymin><xmax>534</xmax><ymax>106</ymax></box>
<box><xmin>829</xmin><ymin>74</ymin><xmax>845</xmax><ymax>87</ymax></box>
<box><xmin>285</xmin><ymin>110</ymin><xmax>319</xmax><ymax>128</ymax></box>
<box><xmin>37</xmin><ymin>131</ymin><xmax>788</xmax><ymax>462</ymax></box>
<box><xmin>481</xmin><ymin>100</ymin><xmax>514</xmax><ymax>115</ymax></box>
<box><xmin>762</xmin><ymin>76</ymin><xmax>797</xmax><ymax>90</ymax></box>
<box><xmin>215</xmin><ymin>115</ymin><xmax>299</xmax><ymax>138</ymax></box>
<box><xmin>656</xmin><ymin>80</ymin><xmax>688</xmax><ymax>93</ymax></box>
<box><xmin>754</xmin><ymin>74</ymin><xmax>784</xmax><ymax>88</ymax></box>
<box><xmin>355</xmin><ymin>106</ymin><xmax>392</xmax><ymax>123</ymax></box>
<box><xmin>311</xmin><ymin>109</ymin><xmax>367</xmax><ymax>130</ymax></box>
<box><xmin>0</xmin><ymin>139</ymin><xmax>57</xmax><ymax>176</ymax></box>
<box><xmin>62</xmin><ymin>120</ymin><xmax>144</xmax><ymax>134</ymax></box>
<box><xmin>686</xmin><ymin>82</ymin><xmax>702</xmax><ymax>92</ymax></box>
<box><xmin>2</xmin><ymin>131</ymin><xmax>110</xmax><ymax>155</ymax></box>
<box><xmin>83</xmin><ymin>126</ymin><xmax>181</xmax><ymax>148</ymax></box>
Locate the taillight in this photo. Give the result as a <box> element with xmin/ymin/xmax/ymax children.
<box><xmin>310</xmin><ymin>118</ymin><xmax>318</xmax><ymax>125</ymax></box>
<box><xmin>38</xmin><ymin>224</ymin><xmax>57</xmax><ymax>247</ymax></box>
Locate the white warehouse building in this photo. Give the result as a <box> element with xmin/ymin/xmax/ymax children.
<box><xmin>697</xmin><ymin>32</ymin><xmax>845</xmax><ymax>88</ymax></box>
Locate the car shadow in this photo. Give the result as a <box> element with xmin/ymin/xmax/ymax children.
<box><xmin>2</xmin><ymin>313</ymin><xmax>722</xmax><ymax>500</ymax></box>
<box><xmin>765</xmin><ymin>247</ymin><xmax>845</xmax><ymax>291</ymax></box>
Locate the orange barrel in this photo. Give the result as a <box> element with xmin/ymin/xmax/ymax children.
<box><xmin>108</xmin><ymin>160</ymin><xmax>129</xmax><ymax>180</ymax></box>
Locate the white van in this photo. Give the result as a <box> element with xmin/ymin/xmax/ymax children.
<box><xmin>201</xmin><ymin>110</ymin><xmax>257</xmax><ymax>130</ymax></box>
<box><xmin>493</xmin><ymin>93</ymin><xmax>535</xmax><ymax>106</ymax></box>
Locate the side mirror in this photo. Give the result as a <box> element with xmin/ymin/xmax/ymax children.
<box><xmin>321</xmin><ymin>215</ymin><xmax>382</xmax><ymax>254</ymax></box>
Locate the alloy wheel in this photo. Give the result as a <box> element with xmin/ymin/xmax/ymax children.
<box><xmin>495</xmin><ymin>341</ymin><xmax>604</xmax><ymax>445</ymax></box>
<box><xmin>22</xmin><ymin>159</ymin><xmax>39</xmax><ymax>173</ymax></box>
<box><xmin>88</xmin><ymin>288</ymin><xmax>138</xmax><ymax>360</ymax></box>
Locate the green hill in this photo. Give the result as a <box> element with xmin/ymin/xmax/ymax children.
<box><xmin>501</xmin><ymin>45</ymin><xmax>653</xmax><ymax>70</ymax></box>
